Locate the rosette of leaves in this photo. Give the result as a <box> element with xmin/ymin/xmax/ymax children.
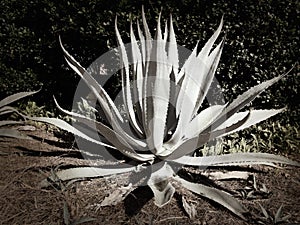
<box><xmin>32</xmin><ymin>9</ymin><xmax>299</xmax><ymax>221</ymax></box>
<box><xmin>0</xmin><ymin>91</ymin><xmax>38</xmax><ymax>139</ymax></box>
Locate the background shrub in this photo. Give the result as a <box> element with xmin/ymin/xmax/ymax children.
<box><xmin>0</xmin><ymin>0</ymin><xmax>298</xmax><ymax>120</ymax></box>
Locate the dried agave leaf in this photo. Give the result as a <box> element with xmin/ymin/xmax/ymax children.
<box><xmin>182</xmin><ymin>196</ymin><xmax>196</xmax><ymax>218</ymax></box>
<box><xmin>201</xmin><ymin>171</ymin><xmax>251</xmax><ymax>180</ymax></box>
<box><xmin>0</xmin><ymin>121</ymin><xmax>23</xmax><ymax>127</ymax></box>
<box><xmin>0</xmin><ymin>106</ymin><xmax>20</xmax><ymax>116</ymax></box>
<box><xmin>0</xmin><ymin>128</ymin><xmax>32</xmax><ymax>139</ymax></box>
<box><xmin>100</xmin><ymin>184</ymin><xmax>134</xmax><ymax>206</ymax></box>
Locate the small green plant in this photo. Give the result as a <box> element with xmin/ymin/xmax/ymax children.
<box><xmin>257</xmin><ymin>204</ymin><xmax>291</xmax><ymax>225</ymax></box>
<box><xmin>238</xmin><ymin>175</ymin><xmax>270</xmax><ymax>200</ymax></box>
<box><xmin>19</xmin><ymin>100</ymin><xmax>54</xmax><ymax>118</ymax></box>
<box><xmin>29</xmin><ymin>8</ymin><xmax>299</xmax><ymax>222</ymax></box>
<box><xmin>73</xmin><ymin>98</ymin><xmax>97</xmax><ymax>120</ymax></box>
<box><xmin>212</xmin><ymin>118</ymin><xmax>299</xmax><ymax>155</ymax></box>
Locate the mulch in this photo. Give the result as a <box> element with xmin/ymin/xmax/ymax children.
<box><xmin>0</xmin><ymin>126</ymin><xmax>299</xmax><ymax>225</ymax></box>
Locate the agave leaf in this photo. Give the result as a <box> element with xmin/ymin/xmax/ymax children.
<box><xmin>116</xmin><ymin>19</ymin><xmax>143</xmax><ymax>136</ymax></box>
<box><xmin>0</xmin><ymin>128</ymin><xmax>32</xmax><ymax>139</ymax></box>
<box><xmin>136</xmin><ymin>20</ymin><xmax>152</xmax><ymax>135</ymax></box>
<box><xmin>63</xmin><ymin>201</ymin><xmax>71</xmax><ymax>225</ymax></box>
<box><xmin>215</xmin><ymin>108</ymin><xmax>285</xmax><ymax>137</ymax></box>
<box><xmin>197</xmin><ymin>17</ymin><xmax>223</xmax><ymax>60</ymax></box>
<box><xmin>130</xmin><ymin>22</ymin><xmax>144</xmax><ymax>112</ymax></box>
<box><xmin>59</xmin><ymin>37</ymin><xmax>123</xmax><ymax>124</ymax></box>
<box><xmin>176</xmin><ymin>41</ymin><xmax>199</xmax><ymax>82</ymax></box>
<box><xmin>225</xmin><ymin>74</ymin><xmax>285</xmax><ymax>116</ymax></box>
<box><xmin>29</xmin><ymin>116</ymin><xmax>115</xmax><ymax>148</ymax></box>
<box><xmin>169</xmin><ymin>48</ymin><xmax>205</xmax><ymax>146</ymax></box>
<box><xmin>54</xmin><ymin>98</ymin><xmax>154</xmax><ymax>161</ymax></box>
<box><xmin>173</xmin><ymin>153</ymin><xmax>300</xmax><ymax>167</ymax></box>
<box><xmin>0</xmin><ymin>90</ymin><xmax>39</xmax><ymax>108</ymax></box>
<box><xmin>141</xmin><ymin>6</ymin><xmax>152</xmax><ymax>41</ymax></box>
<box><xmin>90</xmin><ymin>84</ymin><xmax>147</xmax><ymax>150</ymax></box>
<box><xmin>184</xmin><ymin>104</ymin><xmax>226</xmax><ymax>139</ymax></box>
<box><xmin>0</xmin><ymin>106</ymin><xmax>20</xmax><ymax>115</ymax></box>
<box><xmin>136</xmin><ymin>20</ymin><xmax>147</xmax><ymax>70</ymax></box>
<box><xmin>165</xmin><ymin>69</ymin><xmax>178</xmax><ymax>135</ymax></box>
<box><xmin>201</xmin><ymin>171</ymin><xmax>250</xmax><ymax>180</ymax></box>
<box><xmin>167</xmin><ymin>14</ymin><xmax>179</xmax><ymax>76</ymax></box>
<box><xmin>148</xmin><ymin>13</ymin><xmax>171</xmax><ymax>154</ymax></box>
<box><xmin>174</xmin><ymin>175</ymin><xmax>248</xmax><ymax>220</ymax></box>
<box><xmin>60</xmin><ymin>38</ymin><xmax>147</xmax><ymax>149</ymax></box>
<box><xmin>169</xmin><ymin>22</ymin><xmax>224</xmax><ymax>147</ymax></box>
<box><xmin>163</xmin><ymin>20</ymin><xmax>168</xmax><ymax>44</ymax></box>
<box><xmin>164</xmin><ymin>110</ymin><xmax>250</xmax><ymax>158</ymax></box>
<box><xmin>40</xmin><ymin>166</ymin><xmax>139</xmax><ymax>188</ymax></box>
<box><xmin>193</xmin><ymin>39</ymin><xmax>225</xmax><ymax>116</ymax></box>
<box><xmin>147</xmin><ymin>163</ymin><xmax>175</xmax><ymax>207</ymax></box>
<box><xmin>141</xmin><ymin>5</ymin><xmax>152</xmax><ymax>54</ymax></box>
<box><xmin>0</xmin><ymin>121</ymin><xmax>24</xmax><ymax>127</ymax></box>
<box><xmin>204</xmin><ymin>69</ymin><xmax>291</xmax><ymax>132</ymax></box>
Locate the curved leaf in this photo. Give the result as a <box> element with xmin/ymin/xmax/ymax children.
<box><xmin>116</xmin><ymin>19</ymin><xmax>143</xmax><ymax>136</ymax></box>
<box><xmin>174</xmin><ymin>175</ymin><xmax>248</xmax><ymax>220</ymax></box>
<box><xmin>203</xmin><ymin>68</ymin><xmax>292</xmax><ymax>132</ymax></box>
<box><xmin>54</xmin><ymin>98</ymin><xmax>154</xmax><ymax>162</ymax></box>
<box><xmin>40</xmin><ymin>166</ymin><xmax>140</xmax><ymax>187</ymax></box>
<box><xmin>215</xmin><ymin>108</ymin><xmax>285</xmax><ymax>137</ymax></box>
<box><xmin>184</xmin><ymin>104</ymin><xmax>226</xmax><ymax>139</ymax></box>
<box><xmin>172</xmin><ymin>153</ymin><xmax>300</xmax><ymax>167</ymax></box>
<box><xmin>164</xmin><ymin>110</ymin><xmax>250</xmax><ymax>158</ymax></box>
<box><xmin>0</xmin><ymin>90</ymin><xmax>39</xmax><ymax>108</ymax></box>
<box><xmin>29</xmin><ymin>116</ymin><xmax>114</xmax><ymax>148</ymax></box>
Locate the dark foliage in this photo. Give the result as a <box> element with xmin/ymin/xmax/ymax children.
<box><xmin>0</xmin><ymin>0</ymin><xmax>298</xmax><ymax>118</ymax></box>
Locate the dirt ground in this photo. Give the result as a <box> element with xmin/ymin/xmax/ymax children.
<box><xmin>0</xmin><ymin>126</ymin><xmax>299</xmax><ymax>225</ymax></box>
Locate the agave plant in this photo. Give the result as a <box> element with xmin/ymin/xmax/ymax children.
<box><xmin>32</xmin><ymin>9</ymin><xmax>299</xmax><ymax>221</ymax></box>
<box><xmin>0</xmin><ymin>91</ymin><xmax>38</xmax><ymax>139</ymax></box>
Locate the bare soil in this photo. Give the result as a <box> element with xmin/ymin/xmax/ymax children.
<box><xmin>0</xmin><ymin>126</ymin><xmax>299</xmax><ymax>225</ymax></box>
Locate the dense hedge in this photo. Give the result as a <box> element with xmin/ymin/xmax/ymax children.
<box><xmin>0</xmin><ymin>0</ymin><xmax>298</xmax><ymax>118</ymax></box>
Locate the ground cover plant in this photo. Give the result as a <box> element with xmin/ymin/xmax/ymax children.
<box><xmin>25</xmin><ymin>8</ymin><xmax>300</xmax><ymax>223</ymax></box>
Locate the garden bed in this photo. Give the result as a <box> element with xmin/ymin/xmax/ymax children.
<box><xmin>0</xmin><ymin>126</ymin><xmax>299</xmax><ymax>225</ymax></box>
